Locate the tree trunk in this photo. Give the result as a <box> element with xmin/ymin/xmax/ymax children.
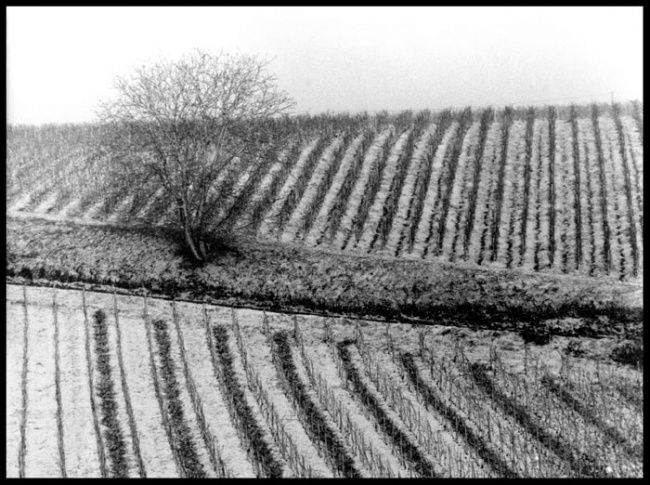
<box><xmin>198</xmin><ymin>238</ymin><xmax>208</xmax><ymax>259</ymax></box>
<box><xmin>177</xmin><ymin>197</ymin><xmax>204</xmax><ymax>262</ymax></box>
<box><xmin>183</xmin><ymin>221</ymin><xmax>204</xmax><ymax>262</ymax></box>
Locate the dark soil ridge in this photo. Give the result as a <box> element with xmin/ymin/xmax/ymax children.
<box><xmin>8</xmin><ymin>276</ymin><xmax>641</xmax><ymax>346</ymax></box>
<box><xmin>8</xmin><ymin>212</ymin><xmax>641</xmax><ymax>287</ymax></box>
<box><xmin>6</xmin><ymin>217</ymin><xmax>642</xmax><ymax>341</ymax></box>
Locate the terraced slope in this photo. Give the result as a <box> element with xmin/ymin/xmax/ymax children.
<box><xmin>6</xmin><ymin>284</ymin><xmax>642</xmax><ymax>478</ymax></box>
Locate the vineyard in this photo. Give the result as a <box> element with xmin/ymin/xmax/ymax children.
<box><xmin>6</xmin><ymin>284</ymin><xmax>642</xmax><ymax>478</ymax></box>
<box><xmin>7</xmin><ymin>101</ymin><xmax>643</xmax><ymax>281</ymax></box>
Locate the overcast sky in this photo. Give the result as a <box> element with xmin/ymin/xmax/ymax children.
<box><xmin>7</xmin><ymin>6</ymin><xmax>643</xmax><ymax>125</ymax></box>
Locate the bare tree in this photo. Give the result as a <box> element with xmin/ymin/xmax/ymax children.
<box><xmin>98</xmin><ymin>50</ymin><xmax>294</xmax><ymax>261</ymax></box>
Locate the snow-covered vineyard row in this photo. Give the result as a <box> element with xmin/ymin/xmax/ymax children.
<box><xmin>6</xmin><ymin>284</ymin><xmax>642</xmax><ymax>478</ymax></box>
<box><xmin>7</xmin><ymin>105</ymin><xmax>643</xmax><ymax>280</ymax></box>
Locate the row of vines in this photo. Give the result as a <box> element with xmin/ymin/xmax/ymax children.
<box><xmin>6</xmin><ymin>285</ymin><xmax>642</xmax><ymax>477</ymax></box>
<box><xmin>8</xmin><ymin>103</ymin><xmax>642</xmax><ymax>280</ymax></box>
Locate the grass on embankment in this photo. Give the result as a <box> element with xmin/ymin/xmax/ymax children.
<box><xmin>6</xmin><ymin>216</ymin><xmax>642</xmax><ymax>340</ymax></box>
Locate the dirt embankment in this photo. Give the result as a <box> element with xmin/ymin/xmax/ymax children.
<box><xmin>6</xmin><ymin>217</ymin><xmax>643</xmax><ymax>340</ymax></box>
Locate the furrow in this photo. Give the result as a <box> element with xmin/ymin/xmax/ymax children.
<box><xmin>411</xmin><ymin>122</ymin><xmax>459</xmax><ymax>258</ymax></box>
<box><xmin>468</xmin><ymin>121</ymin><xmax>501</xmax><ymax>265</ymax></box>
<box><xmin>23</xmin><ymin>292</ymin><xmax>65</xmax><ymax>477</ymax></box>
<box><xmin>386</xmin><ymin>123</ymin><xmax>437</xmax><ymax>255</ymax></box>
<box><xmin>356</xmin><ymin>129</ymin><xmax>413</xmax><ymax>252</ymax></box>
<box><xmin>495</xmin><ymin>119</ymin><xmax>526</xmax><ymax>267</ymax></box>
<box><xmin>304</xmin><ymin>133</ymin><xmax>366</xmax><ymax>246</ymax></box>
<box><xmin>333</xmin><ymin>129</ymin><xmax>393</xmax><ymax>250</ymax></box>
<box><xmin>281</xmin><ymin>137</ymin><xmax>345</xmax><ymax>242</ymax></box>
<box><xmin>258</xmin><ymin>138</ymin><xmax>321</xmax><ymax>238</ymax></box>
<box><xmin>6</xmin><ymin>293</ymin><xmax>27</xmax><ymax>477</ymax></box>
<box><xmin>443</xmin><ymin>122</ymin><xmax>481</xmax><ymax>262</ymax></box>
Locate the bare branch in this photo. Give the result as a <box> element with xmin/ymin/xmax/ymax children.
<box><xmin>96</xmin><ymin>50</ymin><xmax>294</xmax><ymax>261</ymax></box>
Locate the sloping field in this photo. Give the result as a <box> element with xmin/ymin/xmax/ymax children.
<box><xmin>7</xmin><ymin>102</ymin><xmax>643</xmax><ymax>281</ymax></box>
<box><xmin>6</xmin><ymin>284</ymin><xmax>642</xmax><ymax>478</ymax></box>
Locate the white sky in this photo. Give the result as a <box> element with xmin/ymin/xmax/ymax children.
<box><xmin>7</xmin><ymin>6</ymin><xmax>643</xmax><ymax>125</ymax></box>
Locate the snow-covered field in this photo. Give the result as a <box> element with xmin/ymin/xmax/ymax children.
<box><xmin>7</xmin><ymin>106</ymin><xmax>644</xmax><ymax>281</ymax></box>
<box><xmin>5</xmin><ymin>284</ymin><xmax>643</xmax><ymax>478</ymax></box>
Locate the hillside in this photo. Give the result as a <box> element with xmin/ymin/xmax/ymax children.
<box><xmin>7</xmin><ymin>101</ymin><xmax>643</xmax><ymax>282</ymax></box>
<box><xmin>5</xmin><ymin>103</ymin><xmax>644</xmax><ymax>479</ymax></box>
